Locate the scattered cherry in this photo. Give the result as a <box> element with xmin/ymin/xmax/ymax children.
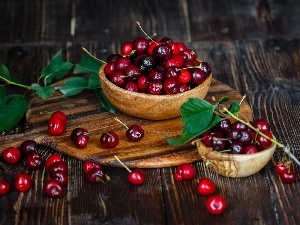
<box><xmin>100</xmin><ymin>131</ymin><xmax>119</xmax><ymax>149</ymax></box>
<box><xmin>70</xmin><ymin>127</ymin><xmax>89</xmax><ymax>148</ymax></box>
<box><xmin>48</xmin><ymin>161</ymin><xmax>68</xmax><ymax>177</ymax></box>
<box><xmin>45</xmin><ymin>153</ymin><xmax>63</xmax><ymax>170</ymax></box>
<box><xmin>14</xmin><ymin>173</ymin><xmax>32</xmax><ymax>192</ymax></box>
<box><xmin>2</xmin><ymin>147</ymin><xmax>21</xmax><ymax>164</ymax></box>
<box><xmin>0</xmin><ymin>179</ymin><xmax>10</xmax><ymax>195</ymax></box>
<box><xmin>205</xmin><ymin>195</ymin><xmax>227</xmax><ymax>215</ymax></box>
<box><xmin>279</xmin><ymin>169</ymin><xmax>297</xmax><ymax>184</ymax></box>
<box><xmin>26</xmin><ymin>151</ymin><xmax>44</xmax><ymax>170</ymax></box>
<box><xmin>83</xmin><ymin>160</ymin><xmax>102</xmax><ymax>174</ymax></box>
<box><xmin>48</xmin><ymin>115</ymin><xmax>67</xmax><ymax>136</ymax></box>
<box><xmin>197</xmin><ymin>177</ymin><xmax>217</xmax><ymax>196</ymax></box>
<box><xmin>20</xmin><ymin>140</ymin><xmax>37</xmax><ymax>155</ymax></box>
<box><xmin>174</xmin><ymin>163</ymin><xmax>196</xmax><ymax>181</ymax></box>
<box><xmin>43</xmin><ymin>179</ymin><xmax>64</xmax><ymax>198</ymax></box>
<box><xmin>86</xmin><ymin>167</ymin><xmax>107</xmax><ymax>183</ymax></box>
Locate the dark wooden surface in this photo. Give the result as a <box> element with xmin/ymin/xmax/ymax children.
<box><xmin>0</xmin><ymin>1</ymin><xmax>300</xmax><ymax>225</ymax></box>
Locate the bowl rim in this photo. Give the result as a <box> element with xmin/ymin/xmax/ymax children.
<box><xmin>99</xmin><ymin>64</ymin><xmax>213</xmax><ymax>100</ymax></box>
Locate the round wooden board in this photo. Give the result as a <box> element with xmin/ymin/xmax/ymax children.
<box><xmin>0</xmin><ymin>79</ymin><xmax>252</xmax><ymax>168</ymax></box>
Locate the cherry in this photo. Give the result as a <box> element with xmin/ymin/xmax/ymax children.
<box><xmin>48</xmin><ymin>160</ymin><xmax>68</xmax><ymax>176</ymax></box>
<box><xmin>51</xmin><ymin>111</ymin><xmax>67</xmax><ymax>124</ymax></box>
<box><xmin>180</xmin><ymin>48</ymin><xmax>196</xmax><ymax>61</ymax></box>
<box><xmin>190</xmin><ymin>68</ymin><xmax>206</xmax><ymax>85</ymax></box>
<box><xmin>83</xmin><ymin>160</ymin><xmax>102</xmax><ymax>174</ymax></box>
<box><xmin>48</xmin><ymin>116</ymin><xmax>66</xmax><ymax>136</ymax></box>
<box><xmin>121</xmin><ymin>41</ymin><xmax>133</xmax><ymax>55</ymax></box>
<box><xmin>45</xmin><ymin>153</ymin><xmax>63</xmax><ymax>170</ymax></box>
<box><xmin>256</xmin><ymin>131</ymin><xmax>273</xmax><ymax>150</ymax></box>
<box><xmin>137</xmin><ymin>75</ymin><xmax>148</xmax><ymax>91</ymax></box>
<box><xmin>14</xmin><ymin>173</ymin><xmax>32</xmax><ymax>192</ymax></box>
<box><xmin>205</xmin><ymin>195</ymin><xmax>227</xmax><ymax>215</ymax></box>
<box><xmin>174</xmin><ymin>163</ymin><xmax>196</xmax><ymax>181</ymax></box>
<box><xmin>243</xmin><ymin>145</ymin><xmax>259</xmax><ymax>154</ymax></box>
<box><xmin>200</xmin><ymin>62</ymin><xmax>212</xmax><ymax>76</ymax></box>
<box><xmin>70</xmin><ymin>128</ymin><xmax>88</xmax><ymax>142</ymax></box>
<box><xmin>109</xmin><ymin>71</ymin><xmax>126</xmax><ymax>87</ymax></box>
<box><xmin>215</xmin><ymin>119</ymin><xmax>231</xmax><ymax>135</ymax></box>
<box><xmin>52</xmin><ymin>171</ymin><xmax>68</xmax><ymax>185</ymax></box>
<box><xmin>26</xmin><ymin>151</ymin><xmax>44</xmax><ymax>170</ymax></box>
<box><xmin>2</xmin><ymin>147</ymin><xmax>21</xmax><ymax>164</ymax></box>
<box><xmin>44</xmin><ymin>179</ymin><xmax>64</xmax><ymax>198</ymax></box>
<box><xmin>20</xmin><ymin>139</ymin><xmax>37</xmax><ymax>155</ymax></box>
<box><xmin>114</xmin><ymin>155</ymin><xmax>145</xmax><ymax>185</ymax></box>
<box><xmin>148</xmin><ymin>68</ymin><xmax>165</xmax><ymax>82</ymax></box>
<box><xmin>114</xmin><ymin>57</ymin><xmax>131</xmax><ymax>71</ymax></box>
<box><xmin>163</xmin><ymin>78</ymin><xmax>181</xmax><ymax>94</ymax></box>
<box><xmin>124</xmin><ymin>81</ymin><xmax>139</xmax><ymax>92</ymax></box>
<box><xmin>230</xmin><ymin>142</ymin><xmax>244</xmax><ymax>154</ymax></box>
<box><xmin>126</xmin><ymin>124</ymin><xmax>145</xmax><ymax>142</ymax></box>
<box><xmin>0</xmin><ymin>179</ymin><xmax>10</xmax><ymax>195</ymax></box>
<box><xmin>197</xmin><ymin>177</ymin><xmax>217</xmax><ymax>196</ymax></box>
<box><xmin>231</xmin><ymin>121</ymin><xmax>247</xmax><ymax>131</ymax></box>
<box><xmin>253</xmin><ymin>119</ymin><xmax>270</xmax><ymax>132</ymax></box>
<box><xmin>146</xmin><ymin>82</ymin><xmax>163</xmax><ymax>95</ymax></box>
<box><xmin>127</xmin><ymin>169</ymin><xmax>146</xmax><ymax>185</ymax></box>
<box><xmin>107</xmin><ymin>53</ymin><xmax>122</xmax><ymax>63</ymax></box>
<box><xmin>178</xmin><ymin>69</ymin><xmax>191</xmax><ymax>84</ymax></box>
<box><xmin>100</xmin><ymin>131</ymin><xmax>119</xmax><ymax>149</ymax></box>
<box><xmin>132</xmin><ymin>37</ymin><xmax>149</xmax><ymax>54</ymax></box>
<box><xmin>275</xmin><ymin>162</ymin><xmax>289</xmax><ymax>175</ymax></box>
<box><xmin>103</xmin><ymin>62</ymin><xmax>116</xmax><ymax>76</ymax></box>
<box><xmin>153</xmin><ymin>43</ymin><xmax>173</xmax><ymax>61</ymax></box>
<box><xmin>137</xmin><ymin>54</ymin><xmax>157</xmax><ymax>72</ymax></box>
<box><xmin>279</xmin><ymin>169</ymin><xmax>297</xmax><ymax>184</ymax></box>
<box><xmin>86</xmin><ymin>167</ymin><xmax>107</xmax><ymax>183</ymax></box>
<box><xmin>211</xmin><ymin>137</ymin><xmax>227</xmax><ymax>151</ymax></box>
<box><xmin>75</xmin><ymin>135</ymin><xmax>89</xmax><ymax>148</ymax></box>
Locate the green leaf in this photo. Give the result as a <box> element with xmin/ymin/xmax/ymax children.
<box><xmin>166</xmin><ymin>114</ymin><xmax>221</xmax><ymax>146</ymax></box>
<box><xmin>73</xmin><ymin>54</ymin><xmax>103</xmax><ymax>75</ymax></box>
<box><xmin>0</xmin><ymin>86</ymin><xmax>6</xmax><ymax>108</ymax></box>
<box><xmin>0</xmin><ymin>95</ymin><xmax>28</xmax><ymax>131</ymax></box>
<box><xmin>31</xmin><ymin>83</ymin><xmax>55</xmax><ymax>99</ymax></box>
<box><xmin>95</xmin><ymin>88</ymin><xmax>117</xmax><ymax>113</ymax></box>
<box><xmin>87</xmin><ymin>73</ymin><xmax>100</xmax><ymax>89</ymax></box>
<box><xmin>41</xmin><ymin>49</ymin><xmax>73</xmax><ymax>84</ymax></box>
<box><xmin>60</xmin><ymin>77</ymin><xmax>88</xmax><ymax>96</ymax></box>
<box><xmin>0</xmin><ymin>63</ymin><xmax>11</xmax><ymax>81</ymax></box>
<box><xmin>227</xmin><ymin>102</ymin><xmax>241</xmax><ymax>114</ymax></box>
<box><xmin>180</xmin><ymin>98</ymin><xmax>215</xmax><ymax>134</ymax></box>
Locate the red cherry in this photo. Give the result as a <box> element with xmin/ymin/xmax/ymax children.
<box><xmin>48</xmin><ymin>116</ymin><xmax>66</xmax><ymax>136</ymax></box>
<box><xmin>45</xmin><ymin>153</ymin><xmax>63</xmax><ymax>170</ymax></box>
<box><xmin>126</xmin><ymin>124</ymin><xmax>144</xmax><ymax>142</ymax></box>
<box><xmin>2</xmin><ymin>147</ymin><xmax>21</xmax><ymax>164</ymax></box>
<box><xmin>100</xmin><ymin>131</ymin><xmax>119</xmax><ymax>149</ymax></box>
<box><xmin>243</xmin><ymin>145</ymin><xmax>259</xmax><ymax>154</ymax></box>
<box><xmin>178</xmin><ymin>69</ymin><xmax>191</xmax><ymax>84</ymax></box>
<box><xmin>174</xmin><ymin>163</ymin><xmax>196</xmax><ymax>181</ymax></box>
<box><xmin>52</xmin><ymin>171</ymin><xmax>68</xmax><ymax>185</ymax></box>
<box><xmin>26</xmin><ymin>151</ymin><xmax>44</xmax><ymax>170</ymax></box>
<box><xmin>253</xmin><ymin>119</ymin><xmax>270</xmax><ymax>132</ymax></box>
<box><xmin>197</xmin><ymin>177</ymin><xmax>217</xmax><ymax>196</ymax></box>
<box><xmin>48</xmin><ymin>160</ymin><xmax>68</xmax><ymax>176</ymax></box>
<box><xmin>44</xmin><ymin>179</ymin><xmax>64</xmax><ymax>198</ymax></box>
<box><xmin>76</xmin><ymin>134</ymin><xmax>89</xmax><ymax>148</ymax></box>
<box><xmin>256</xmin><ymin>131</ymin><xmax>273</xmax><ymax>150</ymax></box>
<box><xmin>14</xmin><ymin>173</ymin><xmax>32</xmax><ymax>192</ymax></box>
<box><xmin>51</xmin><ymin>111</ymin><xmax>67</xmax><ymax>124</ymax></box>
<box><xmin>20</xmin><ymin>140</ymin><xmax>37</xmax><ymax>155</ymax></box>
<box><xmin>279</xmin><ymin>169</ymin><xmax>297</xmax><ymax>184</ymax></box>
<box><xmin>86</xmin><ymin>167</ymin><xmax>107</xmax><ymax>183</ymax></box>
<box><xmin>83</xmin><ymin>160</ymin><xmax>102</xmax><ymax>174</ymax></box>
<box><xmin>0</xmin><ymin>179</ymin><xmax>10</xmax><ymax>195</ymax></box>
<box><xmin>205</xmin><ymin>195</ymin><xmax>227</xmax><ymax>215</ymax></box>
<box><xmin>275</xmin><ymin>162</ymin><xmax>289</xmax><ymax>175</ymax></box>
<box><xmin>128</xmin><ymin>169</ymin><xmax>146</xmax><ymax>185</ymax></box>
<box><xmin>121</xmin><ymin>41</ymin><xmax>133</xmax><ymax>55</ymax></box>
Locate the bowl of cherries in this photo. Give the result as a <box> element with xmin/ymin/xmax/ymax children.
<box><xmin>194</xmin><ymin>118</ymin><xmax>277</xmax><ymax>178</ymax></box>
<box><xmin>99</xmin><ymin>36</ymin><xmax>212</xmax><ymax>120</ymax></box>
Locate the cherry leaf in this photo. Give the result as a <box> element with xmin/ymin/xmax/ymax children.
<box><xmin>0</xmin><ymin>63</ymin><xmax>11</xmax><ymax>81</ymax></box>
<box><xmin>31</xmin><ymin>83</ymin><xmax>55</xmax><ymax>99</ymax></box>
<box><xmin>0</xmin><ymin>86</ymin><xmax>6</xmax><ymax>108</ymax></box>
<box><xmin>227</xmin><ymin>102</ymin><xmax>240</xmax><ymax>114</ymax></box>
<box><xmin>0</xmin><ymin>95</ymin><xmax>28</xmax><ymax>131</ymax></box>
<box><xmin>73</xmin><ymin>54</ymin><xmax>103</xmax><ymax>75</ymax></box>
<box><xmin>217</xmin><ymin>96</ymin><xmax>230</xmax><ymax>104</ymax></box>
<box><xmin>60</xmin><ymin>77</ymin><xmax>88</xmax><ymax>96</ymax></box>
<box><xmin>87</xmin><ymin>73</ymin><xmax>100</xmax><ymax>89</ymax></box>
<box><xmin>95</xmin><ymin>88</ymin><xmax>117</xmax><ymax>114</ymax></box>
<box><xmin>180</xmin><ymin>98</ymin><xmax>215</xmax><ymax>134</ymax></box>
<box><xmin>40</xmin><ymin>49</ymin><xmax>73</xmax><ymax>84</ymax></box>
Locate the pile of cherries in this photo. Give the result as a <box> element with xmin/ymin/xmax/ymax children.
<box><xmin>201</xmin><ymin>118</ymin><xmax>274</xmax><ymax>154</ymax></box>
<box><xmin>103</xmin><ymin>36</ymin><xmax>211</xmax><ymax>94</ymax></box>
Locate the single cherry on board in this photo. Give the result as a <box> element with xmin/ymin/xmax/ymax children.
<box><xmin>43</xmin><ymin>179</ymin><xmax>64</xmax><ymax>198</ymax></box>
<box><xmin>197</xmin><ymin>177</ymin><xmax>217</xmax><ymax>196</ymax></box>
<box><xmin>26</xmin><ymin>151</ymin><xmax>44</xmax><ymax>170</ymax></box>
<box><xmin>2</xmin><ymin>147</ymin><xmax>21</xmax><ymax>164</ymax></box>
<box><xmin>114</xmin><ymin>117</ymin><xmax>145</xmax><ymax>142</ymax></box>
<box><xmin>100</xmin><ymin>131</ymin><xmax>119</xmax><ymax>149</ymax></box>
<box><xmin>114</xmin><ymin>155</ymin><xmax>145</xmax><ymax>185</ymax></box>
<box><xmin>48</xmin><ymin>116</ymin><xmax>67</xmax><ymax>136</ymax></box>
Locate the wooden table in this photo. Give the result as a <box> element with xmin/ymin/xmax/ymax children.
<box><xmin>1</xmin><ymin>1</ymin><xmax>300</xmax><ymax>224</ymax></box>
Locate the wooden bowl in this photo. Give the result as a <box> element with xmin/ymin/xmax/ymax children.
<box><xmin>99</xmin><ymin>64</ymin><xmax>212</xmax><ymax>120</ymax></box>
<box><xmin>195</xmin><ymin>140</ymin><xmax>276</xmax><ymax>178</ymax></box>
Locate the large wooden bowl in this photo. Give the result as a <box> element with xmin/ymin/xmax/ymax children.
<box><xmin>99</xmin><ymin>64</ymin><xmax>212</xmax><ymax>120</ymax></box>
<box><xmin>195</xmin><ymin>140</ymin><xmax>276</xmax><ymax>178</ymax></box>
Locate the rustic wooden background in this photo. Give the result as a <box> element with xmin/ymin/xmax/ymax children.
<box><xmin>0</xmin><ymin>0</ymin><xmax>300</xmax><ymax>225</ymax></box>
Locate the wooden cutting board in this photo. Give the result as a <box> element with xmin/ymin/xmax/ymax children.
<box><xmin>0</xmin><ymin>78</ymin><xmax>252</xmax><ymax>168</ymax></box>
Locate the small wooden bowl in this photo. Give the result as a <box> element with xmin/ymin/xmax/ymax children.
<box><xmin>195</xmin><ymin>140</ymin><xmax>276</xmax><ymax>178</ymax></box>
<box><xmin>99</xmin><ymin>64</ymin><xmax>212</xmax><ymax>120</ymax></box>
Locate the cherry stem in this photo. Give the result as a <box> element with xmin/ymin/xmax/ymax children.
<box><xmin>0</xmin><ymin>76</ymin><xmax>31</xmax><ymax>89</ymax></box>
<box><xmin>136</xmin><ymin>21</ymin><xmax>158</xmax><ymax>44</ymax></box>
<box><xmin>114</xmin><ymin>155</ymin><xmax>132</xmax><ymax>173</ymax></box>
<box><xmin>114</xmin><ymin>117</ymin><xmax>129</xmax><ymax>129</ymax></box>
<box><xmin>81</xmin><ymin>47</ymin><xmax>106</xmax><ymax>64</ymax></box>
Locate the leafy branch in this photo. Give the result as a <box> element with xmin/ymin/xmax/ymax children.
<box><xmin>0</xmin><ymin>48</ymin><xmax>116</xmax><ymax>131</ymax></box>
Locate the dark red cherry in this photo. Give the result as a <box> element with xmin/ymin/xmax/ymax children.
<box><xmin>26</xmin><ymin>151</ymin><xmax>43</xmax><ymax>170</ymax></box>
<box><xmin>100</xmin><ymin>131</ymin><xmax>119</xmax><ymax>149</ymax></box>
<box><xmin>20</xmin><ymin>140</ymin><xmax>37</xmax><ymax>155</ymax></box>
<box><xmin>126</xmin><ymin>124</ymin><xmax>144</xmax><ymax>142</ymax></box>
